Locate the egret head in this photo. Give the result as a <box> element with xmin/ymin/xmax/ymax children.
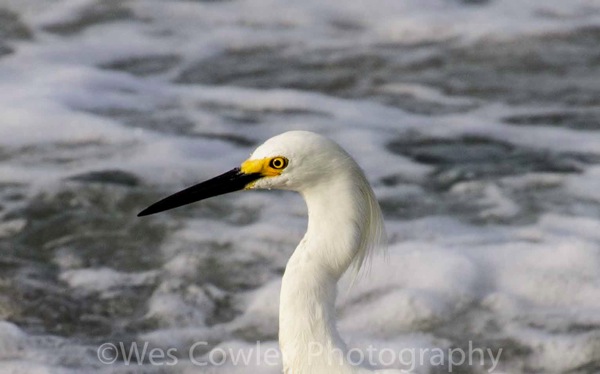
<box><xmin>138</xmin><ymin>130</ymin><xmax>386</xmax><ymax>276</ymax></box>
<box><xmin>138</xmin><ymin>131</ymin><xmax>355</xmax><ymax>216</ymax></box>
<box><xmin>241</xmin><ymin>131</ymin><xmax>357</xmax><ymax>191</ymax></box>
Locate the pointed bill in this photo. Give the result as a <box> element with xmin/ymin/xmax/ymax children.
<box><xmin>137</xmin><ymin>167</ymin><xmax>262</xmax><ymax>217</ymax></box>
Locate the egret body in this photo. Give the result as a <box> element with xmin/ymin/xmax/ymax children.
<box><xmin>139</xmin><ymin>131</ymin><xmax>399</xmax><ymax>373</ymax></box>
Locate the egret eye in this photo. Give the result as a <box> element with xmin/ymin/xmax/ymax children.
<box><xmin>269</xmin><ymin>157</ymin><xmax>288</xmax><ymax>170</ymax></box>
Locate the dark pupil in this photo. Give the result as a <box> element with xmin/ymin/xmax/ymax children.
<box><xmin>273</xmin><ymin>159</ymin><xmax>281</xmax><ymax>167</ymax></box>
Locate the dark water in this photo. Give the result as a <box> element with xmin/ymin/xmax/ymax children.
<box><xmin>1</xmin><ymin>1</ymin><xmax>600</xmax><ymax>373</ymax></box>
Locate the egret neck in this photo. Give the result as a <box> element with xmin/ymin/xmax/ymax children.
<box><xmin>137</xmin><ymin>131</ymin><xmax>387</xmax><ymax>374</ymax></box>
<box><xmin>279</xmin><ymin>170</ymin><xmax>378</xmax><ymax>374</ymax></box>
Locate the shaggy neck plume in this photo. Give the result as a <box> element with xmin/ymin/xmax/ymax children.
<box><xmin>279</xmin><ymin>174</ymin><xmax>373</xmax><ymax>374</ymax></box>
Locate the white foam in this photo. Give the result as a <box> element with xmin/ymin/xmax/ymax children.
<box><xmin>0</xmin><ymin>322</ymin><xmax>27</xmax><ymax>360</ymax></box>
<box><xmin>230</xmin><ymin>279</ymin><xmax>281</xmax><ymax>339</ymax></box>
<box><xmin>145</xmin><ymin>279</ymin><xmax>214</xmax><ymax>327</ymax></box>
<box><xmin>1</xmin><ymin>0</ymin><xmax>600</xmax><ymax>372</ymax></box>
<box><xmin>565</xmin><ymin>166</ymin><xmax>600</xmax><ymax>203</ymax></box>
<box><xmin>59</xmin><ymin>267</ymin><xmax>158</xmax><ymax>295</ymax></box>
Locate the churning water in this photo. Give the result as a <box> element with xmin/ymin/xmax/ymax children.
<box><xmin>1</xmin><ymin>1</ymin><xmax>600</xmax><ymax>373</ymax></box>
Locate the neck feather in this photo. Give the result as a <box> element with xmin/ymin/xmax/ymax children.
<box><xmin>279</xmin><ymin>170</ymin><xmax>385</xmax><ymax>373</ymax></box>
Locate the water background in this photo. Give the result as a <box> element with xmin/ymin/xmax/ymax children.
<box><xmin>1</xmin><ymin>0</ymin><xmax>600</xmax><ymax>373</ymax></box>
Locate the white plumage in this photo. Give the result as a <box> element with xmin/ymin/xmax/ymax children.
<box><xmin>248</xmin><ymin>131</ymin><xmax>390</xmax><ymax>373</ymax></box>
<box><xmin>139</xmin><ymin>131</ymin><xmax>401</xmax><ymax>373</ymax></box>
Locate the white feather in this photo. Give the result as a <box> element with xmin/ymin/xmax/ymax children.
<box><xmin>248</xmin><ymin>131</ymin><xmax>396</xmax><ymax>373</ymax></box>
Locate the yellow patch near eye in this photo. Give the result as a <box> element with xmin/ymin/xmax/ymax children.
<box><xmin>241</xmin><ymin>157</ymin><xmax>286</xmax><ymax>177</ymax></box>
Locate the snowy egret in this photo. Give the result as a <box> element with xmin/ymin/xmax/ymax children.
<box><xmin>139</xmin><ymin>131</ymin><xmax>400</xmax><ymax>373</ymax></box>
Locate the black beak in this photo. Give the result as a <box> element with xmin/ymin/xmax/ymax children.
<box><xmin>138</xmin><ymin>168</ymin><xmax>262</xmax><ymax>217</ymax></box>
